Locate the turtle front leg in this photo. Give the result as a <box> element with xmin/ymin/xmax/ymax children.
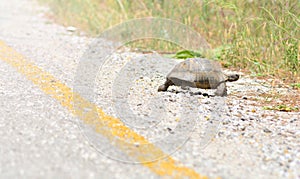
<box><xmin>158</xmin><ymin>79</ymin><xmax>174</xmax><ymax>92</ymax></box>
<box><xmin>215</xmin><ymin>82</ymin><xmax>227</xmax><ymax>96</ymax></box>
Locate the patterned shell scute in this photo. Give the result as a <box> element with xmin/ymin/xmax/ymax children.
<box><xmin>167</xmin><ymin>58</ymin><xmax>226</xmax><ymax>89</ymax></box>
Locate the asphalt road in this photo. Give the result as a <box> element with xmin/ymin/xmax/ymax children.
<box><xmin>0</xmin><ymin>1</ymin><xmax>157</xmax><ymax>178</ymax></box>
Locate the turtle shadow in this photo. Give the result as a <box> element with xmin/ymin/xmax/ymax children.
<box><xmin>168</xmin><ymin>89</ymin><xmax>215</xmax><ymax>98</ymax></box>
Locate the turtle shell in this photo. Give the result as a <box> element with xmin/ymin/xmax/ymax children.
<box><xmin>167</xmin><ymin>58</ymin><xmax>226</xmax><ymax>89</ymax></box>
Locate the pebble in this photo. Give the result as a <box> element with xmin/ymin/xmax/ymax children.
<box><xmin>66</xmin><ymin>26</ymin><xmax>77</xmax><ymax>32</ymax></box>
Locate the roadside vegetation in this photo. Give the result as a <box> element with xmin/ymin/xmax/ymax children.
<box><xmin>38</xmin><ymin>0</ymin><xmax>299</xmax><ymax>111</ymax></box>
<box><xmin>39</xmin><ymin>0</ymin><xmax>299</xmax><ymax>81</ymax></box>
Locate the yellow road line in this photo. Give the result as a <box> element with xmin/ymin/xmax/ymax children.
<box><xmin>0</xmin><ymin>40</ymin><xmax>207</xmax><ymax>179</ymax></box>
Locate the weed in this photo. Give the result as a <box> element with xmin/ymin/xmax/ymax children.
<box><xmin>263</xmin><ymin>105</ymin><xmax>299</xmax><ymax>112</ymax></box>
<box><xmin>38</xmin><ymin>0</ymin><xmax>300</xmax><ymax>80</ymax></box>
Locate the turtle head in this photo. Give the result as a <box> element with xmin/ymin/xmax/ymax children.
<box><xmin>227</xmin><ymin>74</ymin><xmax>239</xmax><ymax>82</ymax></box>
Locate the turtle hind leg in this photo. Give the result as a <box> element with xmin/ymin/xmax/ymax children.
<box><xmin>215</xmin><ymin>83</ymin><xmax>227</xmax><ymax>96</ymax></box>
<box><xmin>158</xmin><ymin>79</ymin><xmax>174</xmax><ymax>92</ymax></box>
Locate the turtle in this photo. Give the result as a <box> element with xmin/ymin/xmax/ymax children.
<box><xmin>158</xmin><ymin>58</ymin><xmax>239</xmax><ymax>96</ymax></box>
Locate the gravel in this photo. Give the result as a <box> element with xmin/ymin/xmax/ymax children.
<box><xmin>93</xmin><ymin>52</ymin><xmax>299</xmax><ymax>178</ymax></box>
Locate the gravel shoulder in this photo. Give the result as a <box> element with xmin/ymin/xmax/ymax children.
<box><xmin>0</xmin><ymin>0</ymin><xmax>299</xmax><ymax>179</ymax></box>
<box><xmin>94</xmin><ymin>52</ymin><xmax>300</xmax><ymax>179</ymax></box>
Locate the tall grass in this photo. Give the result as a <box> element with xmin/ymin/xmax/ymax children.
<box><xmin>39</xmin><ymin>0</ymin><xmax>299</xmax><ymax>81</ymax></box>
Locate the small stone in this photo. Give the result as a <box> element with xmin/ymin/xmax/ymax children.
<box><xmin>66</xmin><ymin>26</ymin><xmax>77</xmax><ymax>32</ymax></box>
<box><xmin>249</xmin><ymin>117</ymin><xmax>255</xmax><ymax>120</ymax></box>
<box><xmin>242</xmin><ymin>96</ymin><xmax>248</xmax><ymax>100</ymax></box>
<box><xmin>167</xmin><ymin>127</ymin><xmax>174</xmax><ymax>134</ymax></box>
<box><xmin>169</xmin><ymin>98</ymin><xmax>176</xmax><ymax>102</ymax></box>
<box><xmin>263</xmin><ymin>128</ymin><xmax>272</xmax><ymax>133</ymax></box>
<box><xmin>204</xmin><ymin>101</ymin><xmax>210</xmax><ymax>104</ymax></box>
